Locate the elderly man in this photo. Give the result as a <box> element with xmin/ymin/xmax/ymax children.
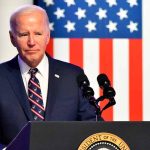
<box><xmin>0</xmin><ymin>5</ymin><xmax>103</xmax><ymax>146</ymax></box>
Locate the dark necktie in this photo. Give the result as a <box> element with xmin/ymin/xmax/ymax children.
<box><xmin>28</xmin><ymin>68</ymin><xmax>45</xmax><ymax>121</ymax></box>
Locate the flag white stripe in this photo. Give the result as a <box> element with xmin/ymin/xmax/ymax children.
<box><xmin>143</xmin><ymin>0</ymin><xmax>150</xmax><ymax>121</ymax></box>
<box><xmin>53</xmin><ymin>38</ymin><xmax>70</xmax><ymax>63</ymax></box>
<box><xmin>113</xmin><ymin>39</ymin><xmax>129</xmax><ymax>121</ymax></box>
<box><xmin>83</xmin><ymin>38</ymin><xmax>100</xmax><ymax>98</ymax></box>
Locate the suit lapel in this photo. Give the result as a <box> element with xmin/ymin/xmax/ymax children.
<box><xmin>6</xmin><ymin>56</ymin><xmax>33</xmax><ymax>120</ymax></box>
<box><xmin>45</xmin><ymin>56</ymin><xmax>59</xmax><ymax>120</ymax></box>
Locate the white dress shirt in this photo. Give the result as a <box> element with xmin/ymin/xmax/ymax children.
<box><xmin>18</xmin><ymin>54</ymin><xmax>49</xmax><ymax>109</ymax></box>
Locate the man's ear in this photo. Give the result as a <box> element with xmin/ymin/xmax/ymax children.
<box><xmin>9</xmin><ymin>31</ymin><xmax>17</xmax><ymax>47</ymax></box>
<box><xmin>46</xmin><ymin>30</ymin><xmax>50</xmax><ymax>45</ymax></box>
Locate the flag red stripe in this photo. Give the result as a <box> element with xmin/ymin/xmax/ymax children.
<box><xmin>46</xmin><ymin>38</ymin><xmax>54</xmax><ymax>57</ymax></box>
<box><xmin>70</xmin><ymin>39</ymin><xmax>83</xmax><ymax>68</ymax></box>
<box><xmin>129</xmin><ymin>39</ymin><xmax>143</xmax><ymax>121</ymax></box>
<box><xmin>99</xmin><ymin>39</ymin><xmax>113</xmax><ymax>121</ymax></box>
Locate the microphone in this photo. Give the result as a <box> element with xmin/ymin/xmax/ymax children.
<box><xmin>77</xmin><ymin>73</ymin><xmax>94</xmax><ymax>98</ymax></box>
<box><xmin>97</xmin><ymin>73</ymin><xmax>110</xmax><ymax>89</ymax></box>
<box><xmin>77</xmin><ymin>73</ymin><xmax>89</xmax><ymax>89</ymax></box>
<box><xmin>77</xmin><ymin>73</ymin><xmax>101</xmax><ymax>119</ymax></box>
<box><xmin>97</xmin><ymin>73</ymin><xmax>115</xmax><ymax>98</ymax></box>
<box><xmin>97</xmin><ymin>73</ymin><xmax>116</xmax><ymax>112</ymax></box>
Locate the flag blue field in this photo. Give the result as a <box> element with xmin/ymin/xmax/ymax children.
<box><xmin>35</xmin><ymin>0</ymin><xmax>142</xmax><ymax>38</ymax></box>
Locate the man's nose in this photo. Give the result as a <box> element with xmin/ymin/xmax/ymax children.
<box><xmin>27</xmin><ymin>35</ymin><xmax>36</xmax><ymax>46</ymax></box>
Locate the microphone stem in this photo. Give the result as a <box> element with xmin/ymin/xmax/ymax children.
<box><xmin>88</xmin><ymin>96</ymin><xmax>101</xmax><ymax>120</ymax></box>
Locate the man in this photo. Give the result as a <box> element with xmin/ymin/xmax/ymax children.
<box><xmin>0</xmin><ymin>5</ymin><xmax>103</xmax><ymax>146</ymax></box>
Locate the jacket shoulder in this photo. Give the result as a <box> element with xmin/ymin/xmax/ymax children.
<box><xmin>49</xmin><ymin>56</ymin><xmax>84</xmax><ymax>75</ymax></box>
<box><xmin>0</xmin><ymin>56</ymin><xmax>18</xmax><ymax>76</ymax></box>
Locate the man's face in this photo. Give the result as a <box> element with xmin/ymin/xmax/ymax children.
<box><xmin>10</xmin><ymin>11</ymin><xmax>50</xmax><ymax>67</ymax></box>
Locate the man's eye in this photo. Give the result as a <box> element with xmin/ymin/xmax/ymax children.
<box><xmin>19</xmin><ymin>33</ymin><xmax>28</xmax><ymax>37</ymax></box>
<box><xmin>36</xmin><ymin>33</ymin><xmax>42</xmax><ymax>35</ymax></box>
<box><xmin>35</xmin><ymin>32</ymin><xmax>42</xmax><ymax>35</ymax></box>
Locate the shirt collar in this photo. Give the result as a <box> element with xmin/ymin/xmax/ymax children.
<box><xmin>18</xmin><ymin>54</ymin><xmax>49</xmax><ymax>78</ymax></box>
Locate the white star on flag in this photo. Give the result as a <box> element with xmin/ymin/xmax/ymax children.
<box><xmin>106</xmin><ymin>20</ymin><xmax>117</xmax><ymax>32</ymax></box>
<box><xmin>75</xmin><ymin>8</ymin><xmax>86</xmax><ymax>20</ymax></box>
<box><xmin>127</xmin><ymin>21</ymin><xmax>138</xmax><ymax>32</ymax></box>
<box><xmin>127</xmin><ymin>0</ymin><xmax>138</xmax><ymax>7</ymax></box>
<box><xmin>85</xmin><ymin>20</ymin><xmax>96</xmax><ymax>32</ymax></box>
<box><xmin>96</xmin><ymin>8</ymin><xmax>107</xmax><ymax>20</ymax></box>
<box><xmin>85</xmin><ymin>0</ymin><xmax>96</xmax><ymax>7</ymax></box>
<box><xmin>64</xmin><ymin>20</ymin><xmax>76</xmax><ymax>32</ymax></box>
<box><xmin>54</xmin><ymin>8</ymin><xmax>65</xmax><ymax>19</ymax></box>
<box><xmin>106</xmin><ymin>0</ymin><xmax>117</xmax><ymax>7</ymax></box>
<box><xmin>49</xmin><ymin>22</ymin><xmax>54</xmax><ymax>31</ymax></box>
<box><xmin>64</xmin><ymin>0</ymin><xmax>75</xmax><ymax>7</ymax></box>
<box><xmin>117</xmin><ymin>8</ymin><xmax>128</xmax><ymax>20</ymax></box>
<box><xmin>43</xmin><ymin>0</ymin><xmax>54</xmax><ymax>6</ymax></box>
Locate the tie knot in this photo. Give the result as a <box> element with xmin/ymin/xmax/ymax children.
<box><xmin>29</xmin><ymin>68</ymin><xmax>38</xmax><ymax>76</ymax></box>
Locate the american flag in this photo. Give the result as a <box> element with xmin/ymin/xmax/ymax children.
<box><xmin>34</xmin><ymin>0</ymin><xmax>143</xmax><ymax>121</ymax></box>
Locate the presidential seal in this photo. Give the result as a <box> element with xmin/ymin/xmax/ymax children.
<box><xmin>78</xmin><ymin>132</ymin><xmax>130</xmax><ymax>150</ymax></box>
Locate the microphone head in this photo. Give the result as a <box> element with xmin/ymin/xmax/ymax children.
<box><xmin>77</xmin><ymin>73</ymin><xmax>90</xmax><ymax>88</ymax></box>
<box><xmin>97</xmin><ymin>73</ymin><xmax>110</xmax><ymax>89</ymax></box>
<box><xmin>103</xmin><ymin>87</ymin><xmax>116</xmax><ymax>98</ymax></box>
<box><xmin>82</xmin><ymin>86</ymin><xmax>94</xmax><ymax>97</ymax></box>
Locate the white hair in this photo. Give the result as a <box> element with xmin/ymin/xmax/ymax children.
<box><xmin>10</xmin><ymin>4</ymin><xmax>49</xmax><ymax>33</ymax></box>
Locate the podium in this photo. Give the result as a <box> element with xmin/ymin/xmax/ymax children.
<box><xmin>6</xmin><ymin>121</ymin><xmax>150</xmax><ymax>150</ymax></box>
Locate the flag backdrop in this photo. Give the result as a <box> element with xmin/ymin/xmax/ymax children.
<box><xmin>0</xmin><ymin>0</ymin><xmax>150</xmax><ymax>121</ymax></box>
<box><xmin>34</xmin><ymin>0</ymin><xmax>142</xmax><ymax>121</ymax></box>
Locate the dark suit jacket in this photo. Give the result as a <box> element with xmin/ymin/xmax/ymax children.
<box><xmin>0</xmin><ymin>55</ymin><xmax>100</xmax><ymax>145</ymax></box>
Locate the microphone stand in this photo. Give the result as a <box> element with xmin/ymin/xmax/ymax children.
<box><xmin>97</xmin><ymin>97</ymin><xmax>116</xmax><ymax>115</ymax></box>
<box><xmin>96</xmin><ymin>88</ymin><xmax>116</xmax><ymax>116</ymax></box>
<box><xmin>83</xmin><ymin>87</ymin><xmax>116</xmax><ymax>120</ymax></box>
<box><xmin>88</xmin><ymin>96</ymin><xmax>102</xmax><ymax>121</ymax></box>
<box><xmin>77</xmin><ymin>73</ymin><xmax>116</xmax><ymax>120</ymax></box>
<box><xmin>82</xmin><ymin>86</ymin><xmax>103</xmax><ymax>121</ymax></box>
